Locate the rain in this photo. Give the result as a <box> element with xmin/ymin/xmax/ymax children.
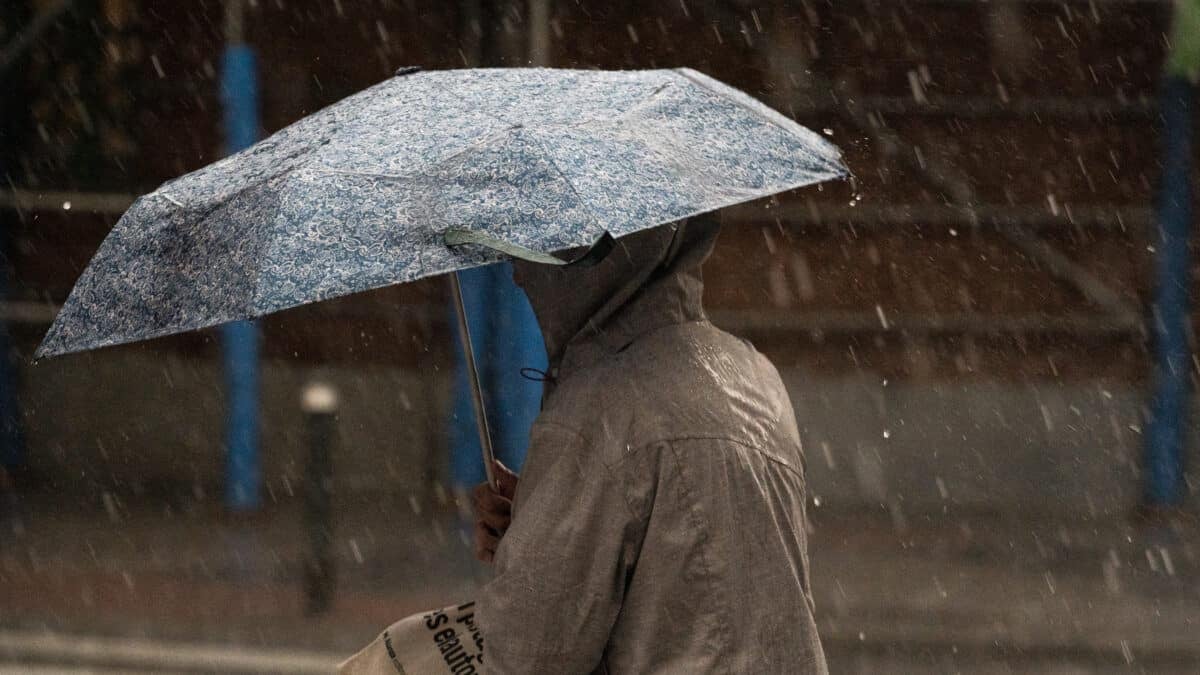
<box><xmin>0</xmin><ymin>0</ymin><xmax>1198</xmax><ymax>673</ymax></box>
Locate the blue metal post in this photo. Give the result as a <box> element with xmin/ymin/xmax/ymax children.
<box><xmin>0</xmin><ymin>246</ymin><xmax>21</xmax><ymax>471</ymax></box>
<box><xmin>450</xmin><ymin>263</ymin><xmax>545</xmax><ymax>486</ymax></box>
<box><xmin>220</xmin><ymin>35</ymin><xmax>262</xmax><ymax>511</ymax></box>
<box><xmin>1144</xmin><ymin>75</ymin><xmax>1194</xmax><ymax>508</ymax></box>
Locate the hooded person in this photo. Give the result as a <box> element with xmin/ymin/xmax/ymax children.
<box><xmin>472</xmin><ymin>214</ymin><xmax>827</xmax><ymax>674</ymax></box>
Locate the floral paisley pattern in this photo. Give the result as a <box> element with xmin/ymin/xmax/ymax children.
<box><xmin>36</xmin><ymin>67</ymin><xmax>845</xmax><ymax>359</ymax></box>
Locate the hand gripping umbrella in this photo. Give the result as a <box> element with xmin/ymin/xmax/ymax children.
<box><xmin>35</xmin><ymin>67</ymin><xmax>846</xmax><ymax>487</ymax></box>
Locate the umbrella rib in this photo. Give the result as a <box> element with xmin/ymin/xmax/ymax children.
<box><xmin>307</xmin><ymin>124</ymin><xmax>524</xmax><ymax>184</ymax></box>
<box><xmin>529</xmin><ymin>134</ymin><xmax>608</xmax><ymax>237</ymax></box>
<box><xmin>549</xmin><ymin>82</ymin><xmax>672</xmax><ymax>131</ymax></box>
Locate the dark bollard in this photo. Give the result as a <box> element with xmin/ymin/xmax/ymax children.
<box><xmin>301</xmin><ymin>381</ymin><xmax>338</xmax><ymax>615</ymax></box>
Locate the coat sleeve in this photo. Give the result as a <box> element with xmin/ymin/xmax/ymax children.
<box><xmin>476</xmin><ymin>422</ymin><xmax>641</xmax><ymax>674</ymax></box>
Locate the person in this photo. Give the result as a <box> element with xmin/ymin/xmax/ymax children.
<box><xmin>472</xmin><ymin>215</ymin><xmax>827</xmax><ymax>673</ymax></box>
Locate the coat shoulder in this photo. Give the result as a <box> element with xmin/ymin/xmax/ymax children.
<box><xmin>542</xmin><ymin>321</ymin><xmax>797</xmax><ymax>465</ymax></box>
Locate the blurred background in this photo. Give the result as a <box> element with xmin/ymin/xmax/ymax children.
<box><xmin>1</xmin><ymin>0</ymin><xmax>1197</xmax><ymax>672</ymax></box>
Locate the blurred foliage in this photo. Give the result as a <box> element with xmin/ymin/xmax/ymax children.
<box><xmin>1167</xmin><ymin>0</ymin><xmax>1200</xmax><ymax>80</ymax></box>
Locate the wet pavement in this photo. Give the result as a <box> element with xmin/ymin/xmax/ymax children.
<box><xmin>2</xmin><ymin>488</ymin><xmax>1197</xmax><ymax>673</ymax></box>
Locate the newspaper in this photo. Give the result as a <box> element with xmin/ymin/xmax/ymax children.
<box><xmin>338</xmin><ymin>602</ymin><xmax>484</xmax><ymax>675</ymax></box>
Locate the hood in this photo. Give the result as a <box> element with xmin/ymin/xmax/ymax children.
<box><xmin>511</xmin><ymin>214</ymin><xmax>720</xmax><ymax>375</ymax></box>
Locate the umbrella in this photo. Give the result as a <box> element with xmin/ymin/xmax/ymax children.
<box><xmin>35</xmin><ymin>66</ymin><xmax>847</xmax><ymax>482</ymax></box>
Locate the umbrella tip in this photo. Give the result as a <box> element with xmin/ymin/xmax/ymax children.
<box><xmin>394</xmin><ymin>66</ymin><xmax>422</xmax><ymax>77</ymax></box>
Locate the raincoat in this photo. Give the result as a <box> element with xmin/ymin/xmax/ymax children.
<box><xmin>479</xmin><ymin>217</ymin><xmax>827</xmax><ymax>674</ymax></box>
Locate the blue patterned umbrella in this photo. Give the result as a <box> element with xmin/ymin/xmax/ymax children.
<box><xmin>35</xmin><ymin>67</ymin><xmax>845</xmax><ymax>360</ymax></box>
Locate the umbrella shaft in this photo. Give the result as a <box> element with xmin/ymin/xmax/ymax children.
<box><xmin>449</xmin><ymin>271</ymin><xmax>498</xmax><ymax>490</ymax></box>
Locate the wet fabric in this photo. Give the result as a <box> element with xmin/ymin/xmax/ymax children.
<box><xmin>36</xmin><ymin>67</ymin><xmax>844</xmax><ymax>359</ymax></box>
<box><xmin>479</xmin><ymin>218</ymin><xmax>827</xmax><ymax>674</ymax></box>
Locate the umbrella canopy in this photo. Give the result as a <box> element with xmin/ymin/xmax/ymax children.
<box><xmin>36</xmin><ymin>67</ymin><xmax>845</xmax><ymax>360</ymax></box>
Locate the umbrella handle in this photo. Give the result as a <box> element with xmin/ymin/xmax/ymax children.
<box><xmin>449</xmin><ymin>271</ymin><xmax>498</xmax><ymax>491</ymax></box>
<box><xmin>444</xmin><ymin>229</ymin><xmax>616</xmax><ymax>268</ymax></box>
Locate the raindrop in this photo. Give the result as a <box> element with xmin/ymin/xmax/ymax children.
<box><xmin>1159</xmin><ymin>547</ymin><xmax>1176</xmax><ymax>576</ymax></box>
<box><xmin>768</xmin><ymin>262</ymin><xmax>791</xmax><ymax>308</ymax></box>
<box><xmin>102</xmin><ymin>492</ymin><xmax>121</xmax><ymax>523</ymax></box>
<box><xmin>1076</xmin><ymin>155</ymin><xmax>1096</xmax><ymax>192</ymax></box>
<box><xmin>820</xmin><ymin>441</ymin><xmax>836</xmax><ymax>470</ymax></box>
<box><xmin>739</xmin><ymin>20</ymin><xmax>753</xmax><ymax>47</ymax></box>
<box><xmin>1103</xmin><ymin>552</ymin><xmax>1122</xmax><ymax>594</ymax></box>
<box><xmin>913</xmin><ymin>145</ymin><xmax>926</xmax><ymax>169</ymax></box>
<box><xmin>1121</xmin><ymin>640</ymin><xmax>1134</xmax><ymax>665</ymax></box>
<box><xmin>1039</xmin><ymin>404</ymin><xmax>1054</xmax><ymax>431</ymax></box>
<box><xmin>906</xmin><ymin>70</ymin><xmax>927</xmax><ymax>104</ymax></box>
<box><xmin>789</xmin><ymin>252</ymin><xmax>816</xmax><ymax>301</ymax></box>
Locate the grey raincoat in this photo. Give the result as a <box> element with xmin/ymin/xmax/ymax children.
<box><xmin>478</xmin><ymin>217</ymin><xmax>826</xmax><ymax>674</ymax></box>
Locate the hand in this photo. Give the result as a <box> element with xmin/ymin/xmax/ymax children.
<box><xmin>472</xmin><ymin>460</ymin><xmax>519</xmax><ymax>564</ymax></box>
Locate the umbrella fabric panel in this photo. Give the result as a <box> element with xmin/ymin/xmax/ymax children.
<box><xmin>37</xmin><ymin>187</ymin><xmax>281</xmax><ymax>357</ymax></box>
<box><xmin>528</xmin><ymin>78</ymin><xmax>839</xmax><ymax>231</ymax></box>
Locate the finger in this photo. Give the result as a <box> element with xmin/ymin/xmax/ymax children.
<box><xmin>493</xmin><ymin>460</ymin><xmax>519</xmax><ymax>499</ymax></box>
<box><xmin>474</xmin><ymin>521</ymin><xmax>499</xmax><ymax>563</ymax></box>
<box><xmin>473</xmin><ymin>486</ymin><xmax>512</xmax><ymax>519</ymax></box>
<box><xmin>473</xmin><ymin>522</ymin><xmax>495</xmax><ymax>560</ymax></box>
<box><xmin>471</xmin><ymin>481</ymin><xmax>491</xmax><ymax>508</ymax></box>
<box><xmin>478</xmin><ymin>505</ymin><xmax>511</xmax><ymax>533</ymax></box>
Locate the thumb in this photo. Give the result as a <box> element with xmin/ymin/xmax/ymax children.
<box><xmin>493</xmin><ymin>460</ymin><xmax>519</xmax><ymax>499</ymax></box>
